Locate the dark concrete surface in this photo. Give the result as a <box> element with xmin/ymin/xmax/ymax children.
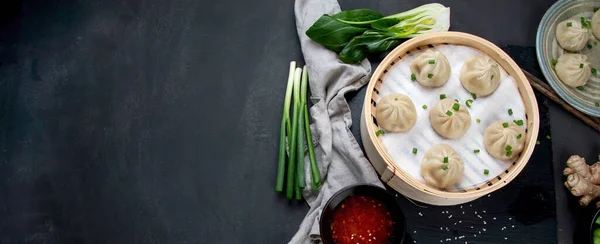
<box><xmin>0</xmin><ymin>0</ymin><xmax>596</xmax><ymax>243</ymax></box>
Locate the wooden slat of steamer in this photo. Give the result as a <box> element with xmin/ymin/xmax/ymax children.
<box><xmin>360</xmin><ymin>32</ymin><xmax>540</xmax><ymax>205</ymax></box>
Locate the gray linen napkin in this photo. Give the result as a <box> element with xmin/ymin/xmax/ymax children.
<box><xmin>289</xmin><ymin>0</ymin><xmax>385</xmax><ymax>243</ymax></box>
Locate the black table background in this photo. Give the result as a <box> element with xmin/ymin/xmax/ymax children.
<box><xmin>0</xmin><ymin>0</ymin><xmax>599</xmax><ymax>243</ymax></box>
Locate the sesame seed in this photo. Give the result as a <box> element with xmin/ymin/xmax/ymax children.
<box><xmin>511</xmin><ymin>225</ymin><xmax>515</xmax><ymax>228</ymax></box>
<box><xmin>448</xmin><ymin>215</ymin><xmax>453</xmax><ymax>219</ymax></box>
<box><xmin>493</xmin><ymin>217</ymin><xmax>496</xmax><ymax>220</ymax></box>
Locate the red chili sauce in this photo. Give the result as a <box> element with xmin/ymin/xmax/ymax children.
<box><xmin>330</xmin><ymin>195</ymin><xmax>394</xmax><ymax>244</ymax></box>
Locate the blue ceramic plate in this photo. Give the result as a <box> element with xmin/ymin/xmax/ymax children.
<box><xmin>536</xmin><ymin>0</ymin><xmax>600</xmax><ymax>117</ymax></box>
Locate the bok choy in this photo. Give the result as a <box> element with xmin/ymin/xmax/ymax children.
<box><xmin>306</xmin><ymin>3</ymin><xmax>450</xmax><ymax>64</ymax></box>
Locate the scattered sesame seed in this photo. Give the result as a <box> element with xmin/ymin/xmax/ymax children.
<box><xmin>418</xmin><ymin>212</ymin><xmax>423</xmax><ymax>216</ymax></box>
<box><xmin>462</xmin><ymin>211</ymin><xmax>465</xmax><ymax>214</ymax></box>
<box><xmin>483</xmin><ymin>210</ymin><xmax>486</xmax><ymax>213</ymax></box>
<box><xmin>448</xmin><ymin>215</ymin><xmax>453</xmax><ymax>219</ymax></box>
<box><xmin>414</xmin><ymin>231</ymin><xmax>417</xmax><ymax>233</ymax></box>
<box><xmin>459</xmin><ymin>221</ymin><xmax>462</xmax><ymax>223</ymax></box>
<box><xmin>493</xmin><ymin>217</ymin><xmax>496</xmax><ymax>220</ymax></box>
<box><xmin>483</xmin><ymin>221</ymin><xmax>487</xmax><ymax>225</ymax></box>
<box><xmin>509</xmin><ymin>218</ymin><xmax>512</xmax><ymax>220</ymax></box>
<box><xmin>505</xmin><ymin>237</ymin><xmax>508</xmax><ymax>240</ymax></box>
<box><xmin>483</xmin><ymin>228</ymin><xmax>487</xmax><ymax>232</ymax></box>
<box><xmin>511</xmin><ymin>225</ymin><xmax>515</xmax><ymax>228</ymax></box>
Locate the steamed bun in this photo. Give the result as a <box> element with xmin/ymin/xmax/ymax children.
<box><xmin>483</xmin><ymin>121</ymin><xmax>526</xmax><ymax>161</ymax></box>
<box><xmin>430</xmin><ymin>98</ymin><xmax>471</xmax><ymax>139</ymax></box>
<box><xmin>460</xmin><ymin>56</ymin><xmax>501</xmax><ymax>97</ymax></box>
<box><xmin>556</xmin><ymin>18</ymin><xmax>589</xmax><ymax>52</ymax></box>
<box><xmin>376</xmin><ymin>93</ymin><xmax>417</xmax><ymax>132</ymax></box>
<box><xmin>592</xmin><ymin>10</ymin><xmax>600</xmax><ymax>40</ymax></box>
<box><xmin>555</xmin><ymin>53</ymin><xmax>591</xmax><ymax>88</ymax></box>
<box><xmin>410</xmin><ymin>50</ymin><xmax>451</xmax><ymax>87</ymax></box>
<box><xmin>421</xmin><ymin>144</ymin><xmax>465</xmax><ymax>189</ymax></box>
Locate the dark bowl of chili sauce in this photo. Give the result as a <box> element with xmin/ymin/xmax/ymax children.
<box><xmin>320</xmin><ymin>184</ymin><xmax>406</xmax><ymax>244</ymax></box>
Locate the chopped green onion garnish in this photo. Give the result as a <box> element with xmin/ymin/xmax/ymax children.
<box><xmin>508</xmin><ymin>109</ymin><xmax>513</xmax><ymax>116</ymax></box>
<box><xmin>577</xmin><ymin>86</ymin><xmax>585</xmax><ymax>91</ymax></box>
<box><xmin>581</xmin><ymin>17</ymin><xmax>587</xmax><ymax>26</ymax></box>
<box><xmin>588</xmin><ymin>44</ymin><xmax>593</xmax><ymax>49</ymax></box>
<box><xmin>587</xmin><ymin>21</ymin><xmax>592</xmax><ymax>28</ymax></box>
<box><xmin>546</xmin><ymin>135</ymin><xmax>551</xmax><ymax>140</ymax></box>
<box><xmin>580</xmin><ymin>63</ymin><xmax>584</xmax><ymax>68</ymax></box>
<box><xmin>446</xmin><ymin>110</ymin><xmax>453</xmax><ymax>116</ymax></box>
<box><xmin>452</xmin><ymin>103</ymin><xmax>460</xmax><ymax>111</ymax></box>
<box><xmin>455</xmin><ymin>99</ymin><xmax>459</xmax><ymax>103</ymax></box>
<box><xmin>375</xmin><ymin>129</ymin><xmax>385</xmax><ymax>137</ymax></box>
<box><xmin>491</xmin><ymin>74</ymin><xmax>495</xmax><ymax>80</ymax></box>
<box><xmin>474</xmin><ymin>149</ymin><xmax>480</xmax><ymax>153</ymax></box>
<box><xmin>595</xmin><ymin>7</ymin><xmax>599</xmax><ymax>12</ymax></box>
<box><xmin>484</xmin><ymin>169</ymin><xmax>489</xmax><ymax>175</ymax></box>
<box><xmin>442</xmin><ymin>165</ymin><xmax>449</xmax><ymax>171</ymax></box>
<box><xmin>551</xmin><ymin>59</ymin><xmax>558</xmax><ymax>65</ymax></box>
<box><xmin>394</xmin><ymin>98</ymin><xmax>398</xmax><ymax>101</ymax></box>
<box><xmin>514</xmin><ymin>120</ymin><xmax>524</xmax><ymax>126</ymax></box>
<box><xmin>595</xmin><ymin>41</ymin><xmax>598</xmax><ymax>46</ymax></box>
<box><xmin>422</xmin><ymin>104</ymin><xmax>428</xmax><ymax>109</ymax></box>
<box><xmin>506</xmin><ymin>151</ymin><xmax>513</xmax><ymax>157</ymax></box>
<box><xmin>476</xmin><ymin>118</ymin><xmax>481</xmax><ymax>123</ymax></box>
<box><xmin>472</xmin><ymin>93</ymin><xmax>477</xmax><ymax>100</ymax></box>
<box><xmin>411</xmin><ymin>73</ymin><xmax>416</xmax><ymax>81</ymax></box>
<box><xmin>596</xmin><ymin>102</ymin><xmax>600</xmax><ymax>107</ymax></box>
<box><xmin>466</xmin><ymin>99</ymin><xmax>473</xmax><ymax>108</ymax></box>
<box><xmin>440</xmin><ymin>94</ymin><xmax>446</xmax><ymax>100</ymax></box>
<box><xmin>505</xmin><ymin>145</ymin><xmax>512</xmax><ymax>151</ymax></box>
<box><xmin>443</xmin><ymin>156</ymin><xmax>448</xmax><ymax>163</ymax></box>
<box><xmin>536</xmin><ymin>140</ymin><xmax>540</xmax><ymax>145</ymax></box>
<box><xmin>592</xmin><ymin>68</ymin><xmax>597</xmax><ymax>76</ymax></box>
<box><xmin>428</xmin><ymin>73</ymin><xmax>433</xmax><ymax>79</ymax></box>
<box><xmin>567</xmin><ymin>22</ymin><xmax>573</xmax><ymax>27</ymax></box>
<box><xmin>428</xmin><ymin>60</ymin><xmax>435</xmax><ymax>64</ymax></box>
<box><xmin>502</xmin><ymin>122</ymin><xmax>509</xmax><ymax>128</ymax></box>
<box><xmin>412</xmin><ymin>148</ymin><xmax>418</xmax><ymax>154</ymax></box>
<box><xmin>517</xmin><ymin>134</ymin><xmax>522</xmax><ymax>139</ymax></box>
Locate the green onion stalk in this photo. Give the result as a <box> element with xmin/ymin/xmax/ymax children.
<box><xmin>286</xmin><ymin>68</ymin><xmax>303</xmax><ymax>199</ymax></box>
<box><xmin>275</xmin><ymin>62</ymin><xmax>296</xmax><ymax>193</ymax></box>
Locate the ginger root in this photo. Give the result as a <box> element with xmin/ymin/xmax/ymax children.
<box><xmin>564</xmin><ymin>155</ymin><xmax>600</xmax><ymax>207</ymax></box>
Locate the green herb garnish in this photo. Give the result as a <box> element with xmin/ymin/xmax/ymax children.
<box><xmin>505</xmin><ymin>145</ymin><xmax>512</xmax><ymax>151</ymax></box>
<box><xmin>484</xmin><ymin>169</ymin><xmax>489</xmax><ymax>175</ymax></box>
<box><xmin>508</xmin><ymin>109</ymin><xmax>513</xmax><ymax>116</ymax></box>
<box><xmin>428</xmin><ymin>73</ymin><xmax>433</xmax><ymax>79</ymax></box>
<box><xmin>411</xmin><ymin>73</ymin><xmax>416</xmax><ymax>81</ymax></box>
<box><xmin>577</xmin><ymin>86</ymin><xmax>585</xmax><ymax>91</ymax></box>
<box><xmin>443</xmin><ymin>156</ymin><xmax>448</xmax><ymax>163</ymax></box>
<box><xmin>446</xmin><ymin>110</ymin><xmax>453</xmax><ymax>116</ymax></box>
<box><xmin>580</xmin><ymin>63</ymin><xmax>584</xmax><ymax>68</ymax></box>
<box><xmin>440</xmin><ymin>94</ymin><xmax>447</xmax><ymax>100</ymax></box>
<box><xmin>592</xmin><ymin>68</ymin><xmax>597</xmax><ymax>76</ymax></box>
<box><xmin>472</xmin><ymin>93</ymin><xmax>477</xmax><ymax>100</ymax></box>
<box><xmin>596</xmin><ymin>102</ymin><xmax>599</xmax><ymax>107</ymax></box>
<box><xmin>491</xmin><ymin>74</ymin><xmax>495</xmax><ymax>80</ymax></box>
<box><xmin>474</xmin><ymin>149</ymin><xmax>480</xmax><ymax>153</ymax></box>
<box><xmin>595</xmin><ymin>7</ymin><xmax>599</xmax><ymax>12</ymax></box>
<box><xmin>514</xmin><ymin>120</ymin><xmax>524</xmax><ymax>126</ymax></box>
<box><xmin>376</xmin><ymin>129</ymin><xmax>385</xmax><ymax>137</ymax></box>
<box><xmin>452</xmin><ymin>103</ymin><xmax>460</xmax><ymax>111</ymax></box>
<box><xmin>502</xmin><ymin>122</ymin><xmax>509</xmax><ymax>128</ymax></box>
<box><xmin>567</xmin><ymin>22</ymin><xmax>573</xmax><ymax>27</ymax></box>
<box><xmin>546</xmin><ymin>135</ymin><xmax>551</xmax><ymax>140</ymax></box>
<box><xmin>536</xmin><ymin>140</ymin><xmax>541</xmax><ymax>145</ymax></box>
<box><xmin>588</xmin><ymin>44</ymin><xmax>593</xmax><ymax>49</ymax></box>
<box><xmin>412</xmin><ymin>148</ymin><xmax>418</xmax><ymax>154</ymax></box>
<box><xmin>506</xmin><ymin>151</ymin><xmax>513</xmax><ymax>157</ymax></box>
<box><xmin>466</xmin><ymin>99</ymin><xmax>473</xmax><ymax>108</ymax></box>
<box><xmin>517</xmin><ymin>134</ymin><xmax>522</xmax><ymax>139</ymax></box>
<box><xmin>428</xmin><ymin>60</ymin><xmax>435</xmax><ymax>64</ymax></box>
<box><xmin>422</xmin><ymin>104</ymin><xmax>428</xmax><ymax>109</ymax></box>
<box><xmin>476</xmin><ymin>118</ymin><xmax>481</xmax><ymax>123</ymax></box>
<box><xmin>442</xmin><ymin>165</ymin><xmax>449</xmax><ymax>171</ymax></box>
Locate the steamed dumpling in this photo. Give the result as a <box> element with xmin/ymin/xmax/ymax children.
<box><xmin>410</xmin><ymin>50</ymin><xmax>451</xmax><ymax>87</ymax></box>
<box><xmin>555</xmin><ymin>18</ymin><xmax>589</xmax><ymax>52</ymax></box>
<box><xmin>555</xmin><ymin>54</ymin><xmax>591</xmax><ymax>87</ymax></box>
<box><xmin>592</xmin><ymin>10</ymin><xmax>600</xmax><ymax>40</ymax></box>
<box><xmin>421</xmin><ymin>144</ymin><xmax>464</xmax><ymax>189</ymax></box>
<box><xmin>376</xmin><ymin>93</ymin><xmax>417</xmax><ymax>132</ymax></box>
<box><xmin>483</xmin><ymin>121</ymin><xmax>526</xmax><ymax>161</ymax></box>
<box><xmin>430</xmin><ymin>98</ymin><xmax>471</xmax><ymax>139</ymax></box>
<box><xmin>460</xmin><ymin>56</ymin><xmax>501</xmax><ymax>96</ymax></box>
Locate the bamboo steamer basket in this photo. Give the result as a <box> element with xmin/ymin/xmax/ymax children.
<box><xmin>360</xmin><ymin>32</ymin><xmax>540</xmax><ymax>206</ymax></box>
